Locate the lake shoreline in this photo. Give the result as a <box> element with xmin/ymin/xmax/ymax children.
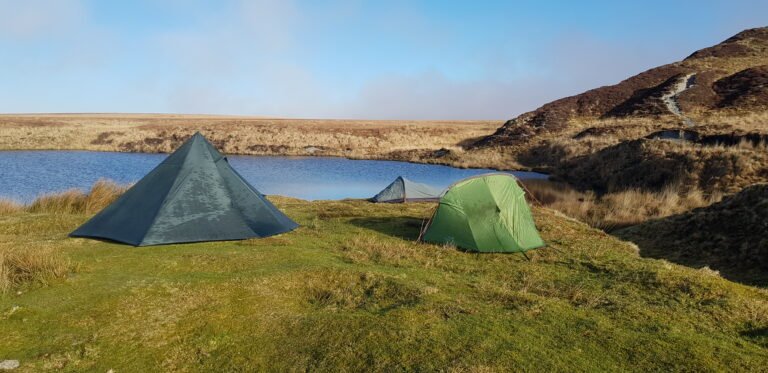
<box><xmin>0</xmin><ymin>150</ymin><xmax>547</xmax><ymax>203</ymax></box>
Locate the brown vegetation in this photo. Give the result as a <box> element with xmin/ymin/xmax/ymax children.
<box><xmin>468</xmin><ymin>27</ymin><xmax>768</xmax><ymax>194</ymax></box>
<box><xmin>0</xmin><ymin>180</ymin><xmax>126</xmax><ymax>293</ymax></box>
<box><xmin>26</xmin><ymin>180</ymin><xmax>128</xmax><ymax>215</ymax></box>
<box><xmin>0</xmin><ymin>114</ymin><xmax>498</xmax><ymax>162</ymax></box>
<box><xmin>478</xmin><ymin>27</ymin><xmax>768</xmax><ymax>147</ymax></box>
<box><xmin>551</xmin><ymin>138</ymin><xmax>768</xmax><ymax>194</ymax></box>
<box><xmin>617</xmin><ymin>183</ymin><xmax>768</xmax><ymax>286</ymax></box>
<box><xmin>521</xmin><ymin>180</ymin><xmax>722</xmax><ymax>231</ymax></box>
<box><xmin>0</xmin><ymin>242</ymin><xmax>72</xmax><ymax>294</ymax></box>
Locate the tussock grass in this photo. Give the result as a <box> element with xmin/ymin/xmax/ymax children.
<box><xmin>0</xmin><ymin>199</ymin><xmax>22</xmax><ymax>214</ymax></box>
<box><xmin>0</xmin><ymin>242</ymin><xmax>72</xmax><ymax>294</ymax></box>
<box><xmin>0</xmin><ymin>181</ymin><xmax>125</xmax><ymax>292</ymax></box>
<box><xmin>523</xmin><ymin>180</ymin><xmax>722</xmax><ymax>230</ymax></box>
<box><xmin>698</xmin><ymin>111</ymin><xmax>768</xmax><ymax>132</ymax></box>
<box><xmin>20</xmin><ymin>179</ymin><xmax>127</xmax><ymax>215</ymax></box>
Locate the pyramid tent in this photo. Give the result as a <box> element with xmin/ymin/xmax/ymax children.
<box><xmin>420</xmin><ymin>173</ymin><xmax>544</xmax><ymax>253</ymax></box>
<box><xmin>370</xmin><ymin>176</ymin><xmax>442</xmax><ymax>203</ymax></box>
<box><xmin>70</xmin><ymin>132</ymin><xmax>298</xmax><ymax>246</ymax></box>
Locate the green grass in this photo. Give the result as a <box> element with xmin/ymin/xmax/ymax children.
<box><xmin>1</xmin><ymin>197</ymin><xmax>767</xmax><ymax>372</ymax></box>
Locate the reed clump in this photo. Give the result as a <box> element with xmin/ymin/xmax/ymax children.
<box><xmin>25</xmin><ymin>179</ymin><xmax>128</xmax><ymax>215</ymax></box>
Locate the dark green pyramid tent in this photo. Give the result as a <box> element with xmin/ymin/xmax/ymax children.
<box><xmin>420</xmin><ymin>173</ymin><xmax>544</xmax><ymax>253</ymax></box>
<box><xmin>370</xmin><ymin>176</ymin><xmax>442</xmax><ymax>203</ymax></box>
<box><xmin>70</xmin><ymin>132</ymin><xmax>298</xmax><ymax>246</ymax></box>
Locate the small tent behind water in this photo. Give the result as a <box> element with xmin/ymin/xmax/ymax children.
<box><xmin>70</xmin><ymin>132</ymin><xmax>298</xmax><ymax>246</ymax></box>
<box><xmin>370</xmin><ymin>176</ymin><xmax>442</xmax><ymax>203</ymax></box>
<box><xmin>420</xmin><ymin>173</ymin><xmax>544</xmax><ymax>253</ymax></box>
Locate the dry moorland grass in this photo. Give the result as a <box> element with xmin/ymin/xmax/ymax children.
<box><xmin>0</xmin><ymin>180</ymin><xmax>126</xmax><ymax>293</ymax></box>
<box><xmin>0</xmin><ymin>242</ymin><xmax>72</xmax><ymax>294</ymax></box>
<box><xmin>0</xmin><ymin>114</ymin><xmax>499</xmax><ymax>160</ymax></box>
<box><xmin>522</xmin><ymin>180</ymin><xmax>723</xmax><ymax>231</ymax></box>
<box><xmin>458</xmin><ymin>111</ymin><xmax>768</xmax><ymax>192</ymax></box>
<box><xmin>25</xmin><ymin>179</ymin><xmax>128</xmax><ymax>215</ymax></box>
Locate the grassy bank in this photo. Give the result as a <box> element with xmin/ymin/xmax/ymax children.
<box><xmin>1</xmin><ymin>188</ymin><xmax>767</xmax><ymax>371</ymax></box>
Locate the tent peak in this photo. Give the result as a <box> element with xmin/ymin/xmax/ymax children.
<box><xmin>69</xmin><ymin>130</ymin><xmax>298</xmax><ymax>246</ymax></box>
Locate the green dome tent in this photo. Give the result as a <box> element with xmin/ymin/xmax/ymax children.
<box><xmin>70</xmin><ymin>132</ymin><xmax>298</xmax><ymax>246</ymax></box>
<box><xmin>370</xmin><ymin>176</ymin><xmax>442</xmax><ymax>203</ymax></box>
<box><xmin>420</xmin><ymin>173</ymin><xmax>544</xmax><ymax>253</ymax></box>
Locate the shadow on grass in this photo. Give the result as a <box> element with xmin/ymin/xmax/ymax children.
<box><xmin>740</xmin><ymin>326</ymin><xmax>768</xmax><ymax>348</ymax></box>
<box><xmin>348</xmin><ymin>216</ymin><xmax>426</xmax><ymax>240</ymax></box>
<box><xmin>614</xmin><ymin>212</ymin><xmax>768</xmax><ymax>288</ymax></box>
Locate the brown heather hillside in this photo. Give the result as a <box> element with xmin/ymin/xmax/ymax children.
<box><xmin>479</xmin><ymin>27</ymin><xmax>768</xmax><ymax>145</ymax></box>
<box><xmin>470</xmin><ymin>26</ymin><xmax>768</xmax><ymax>194</ymax></box>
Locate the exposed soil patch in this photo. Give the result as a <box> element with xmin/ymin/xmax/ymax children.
<box><xmin>573</xmin><ymin>125</ymin><xmax>637</xmax><ymax>139</ymax></box>
<box><xmin>646</xmin><ymin>129</ymin><xmax>768</xmax><ymax>147</ymax></box>
<box><xmin>90</xmin><ymin>131</ymin><xmax>122</xmax><ymax>145</ymax></box>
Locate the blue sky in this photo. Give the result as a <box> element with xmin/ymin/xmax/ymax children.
<box><xmin>0</xmin><ymin>0</ymin><xmax>765</xmax><ymax>119</ymax></box>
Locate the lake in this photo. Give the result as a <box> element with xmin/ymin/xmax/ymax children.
<box><xmin>0</xmin><ymin>151</ymin><xmax>547</xmax><ymax>203</ymax></box>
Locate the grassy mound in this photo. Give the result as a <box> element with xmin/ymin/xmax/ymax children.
<box><xmin>618</xmin><ymin>184</ymin><xmax>768</xmax><ymax>286</ymax></box>
<box><xmin>0</xmin><ymin>195</ymin><xmax>766</xmax><ymax>371</ymax></box>
<box><xmin>553</xmin><ymin>139</ymin><xmax>768</xmax><ymax>194</ymax></box>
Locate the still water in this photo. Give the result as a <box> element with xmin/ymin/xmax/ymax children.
<box><xmin>0</xmin><ymin>151</ymin><xmax>547</xmax><ymax>203</ymax></box>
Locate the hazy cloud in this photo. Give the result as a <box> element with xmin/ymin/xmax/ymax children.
<box><xmin>324</xmin><ymin>31</ymin><xmax>688</xmax><ymax>120</ymax></box>
<box><xmin>0</xmin><ymin>0</ymin><xmax>86</xmax><ymax>39</ymax></box>
<box><xmin>0</xmin><ymin>1</ymin><xmax>764</xmax><ymax>119</ymax></box>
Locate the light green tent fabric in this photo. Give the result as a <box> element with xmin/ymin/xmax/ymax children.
<box><xmin>420</xmin><ymin>173</ymin><xmax>544</xmax><ymax>253</ymax></box>
<box><xmin>370</xmin><ymin>176</ymin><xmax>442</xmax><ymax>203</ymax></box>
<box><xmin>70</xmin><ymin>132</ymin><xmax>298</xmax><ymax>246</ymax></box>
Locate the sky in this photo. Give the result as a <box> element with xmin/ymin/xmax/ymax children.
<box><xmin>0</xmin><ymin>0</ymin><xmax>765</xmax><ymax>119</ymax></box>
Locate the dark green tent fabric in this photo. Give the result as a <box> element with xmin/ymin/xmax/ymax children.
<box><xmin>420</xmin><ymin>173</ymin><xmax>544</xmax><ymax>253</ymax></box>
<box><xmin>370</xmin><ymin>176</ymin><xmax>442</xmax><ymax>203</ymax></box>
<box><xmin>70</xmin><ymin>132</ymin><xmax>298</xmax><ymax>246</ymax></box>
